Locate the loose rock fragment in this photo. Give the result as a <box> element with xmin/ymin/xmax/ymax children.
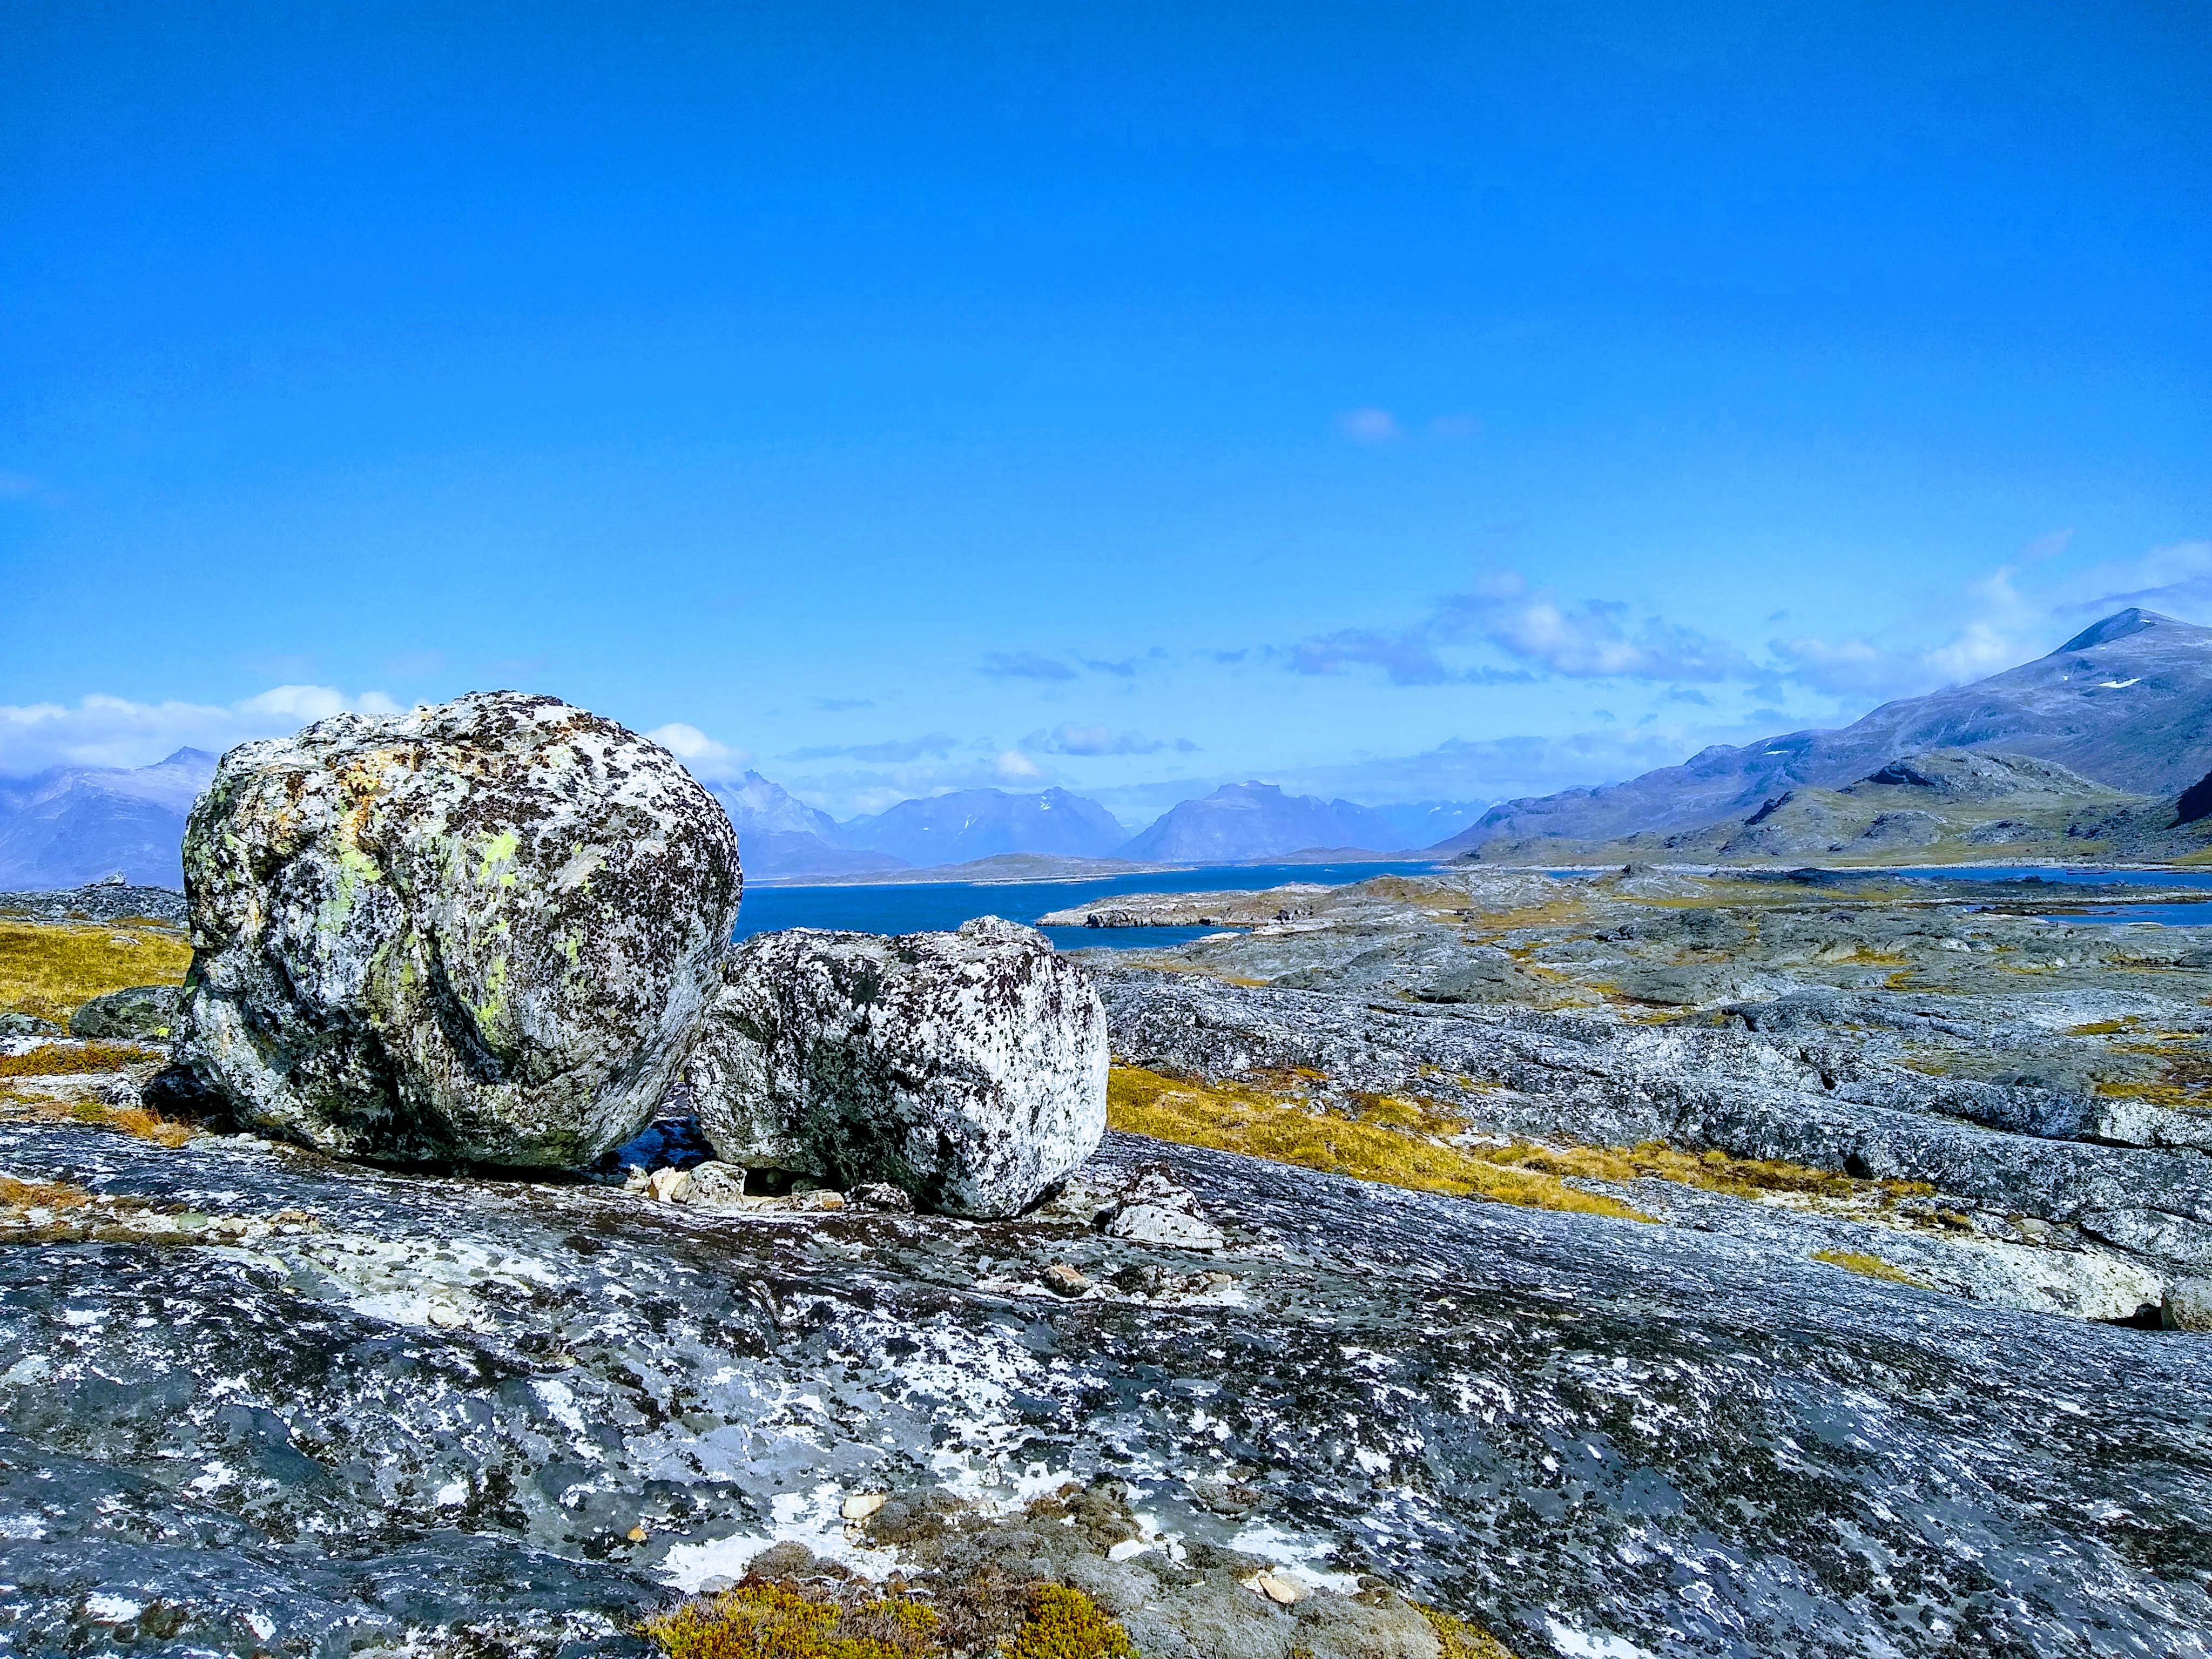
<box><xmin>684</xmin><ymin>917</ymin><xmax>1107</xmax><ymax>1217</ymax></box>
<box><xmin>1253</xmin><ymin>1572</ymin><xmax>1306</xmax><ymax>1605</ymax></box>
<box><xmin>1043</xmin><ymin>1262</ymin><xmax>1091</xmax><ymax>1297</ymax></box>
<box><xmin>174</xmin><ymin>691</ymin><xmax>742</xmax><ymax>1168</ymax></box>
<box><xmin>646</xmin><ymin>1168</ymin><xmax>694</xmax><ymax>1204</ymax></box>
<box><xmin>840</xmin><ymin>1492</ymin><xmax>887</xmax><ymax>1521</ymax></box>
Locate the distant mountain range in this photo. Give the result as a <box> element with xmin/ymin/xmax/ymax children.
<box><xmin>16</xmin><ymin>609</ymin><xmax>2207</xmax><ymax>891</ymax></box>
<box><xmin>1115</xmin><ymin>782</ymin><xmax>1405</xmax><ymax>862</ymax></box>
<box><xmin>0</xmin><ymin>748</ymin><xmax>216</xmax><ymax>889</ymax></box>
<box><xmin>840</xmin><ymin>787</ymin><xmax>1128</xmax><ymax>865</ymax></box>
<box><xmin>1440</xmin><ymin>608</ymin><xmax>2212</xmax><ymax>861</ymax></box>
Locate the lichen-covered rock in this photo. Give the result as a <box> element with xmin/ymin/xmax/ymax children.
<box><xmin>176</xmin><ymin>691</ymin><xmax>741</xmax><ymax>1166</ymax></box>
<box><xmin>685</xmin><ymin>916</ymin><xmax>1106</xmax><ymax>1216</ymax></box>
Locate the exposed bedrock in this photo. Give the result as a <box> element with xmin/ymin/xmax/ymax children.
<box><xmin>176</xmin><ymin>691</ymin><xmax>742</xmax><ymax>1166</ymax></box>
<box><xmin>1097</xmin><ymin>968</ymin><xmax>2212</xmax><ymax>1278</ymax></box>
<box><xmin>684</xmin><ymin>916</ymin><xmax>1108</xmax><ymax>1217</ymax></box>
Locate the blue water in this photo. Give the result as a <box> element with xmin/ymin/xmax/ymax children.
<box><xmin>734</xmin><ymin>859</ymin><xmax>1438</xmax><ymax>949</ymax></box>
<box><xmin>2026</xmin><ymin>903</ymin><xmax>2212</xmax><ymax>927</ymax></box>
<box><xmin>1886</xmin><ymin>866</ymin><xmax>2212</xmax><ymax>891</ymax></box>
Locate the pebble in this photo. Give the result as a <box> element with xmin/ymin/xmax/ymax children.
<box><xmin>1253</xmin><ymin>1572</ymin><xmax>1305</xmax><ymax>1606</ymax></box>
<box><xmin>1042</xmin><ymin>1262</ymin><xmax>1091</xmax><ymax>1297</ymax></box>
<box><xmin>841</xmin><ymin>1492</ymin><xmax>887</xmax><ymax>1521</ymax></box>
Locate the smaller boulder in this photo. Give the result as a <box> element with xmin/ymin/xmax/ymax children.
<box><xmin>684</xmin><ymin>918</ymin><xmax>1108</xmax><ymax>1218</ymax></box>
<box><xmin>70</xmin><ymin>985</ymin><xmax>183</xmax><ymax>1041</ymax></box>
<box><xmin>0</xmin><ymin>1012</ymin><xmax>64</xmax><ymax>1040</ymax></box>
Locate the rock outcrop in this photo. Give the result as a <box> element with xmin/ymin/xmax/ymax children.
<box><xmin>684</xmin><ymin>917</ymin><xmax>1106</xmax><ymax>1216</ymax></box>
<box><xmin>176</xmin><ymin>691</ymin><xmax>741</xmax><ymax>1166</ymax></box>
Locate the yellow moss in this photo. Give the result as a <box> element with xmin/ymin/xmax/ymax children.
<box><xmin>0</xmin><ymin>921</ymin><xmax>192</xmax><ymax>1025</ymax></box>
<box><xmin>1008</xmin><ymin>1587</ymin><xmax>1135</xmax><ymax>1659</ymax></box>
<box><xmin>1812</xmin><ymin>1248</ymin><xmax>1929</xmax><ymax>1287</ymax></box>
<box><xmin>643</xmin><ymin>1583</ymin><xmax>937</xmax><ymax>1659</ymax></box>
<box><xmin>1107</xmin><ymin>1067</ymin><xmax>1655</xmax><ymax>1222</ymax></box>
<box><xmin>1420</xmin><ymin>1606</ymin><xmax>1520</xmax><ymax>1659</ymax></box>
<box><xmin>2070</xmin><ymin>1017</ymin><xmax>2139</xmax><ymax>1036</ymax></box>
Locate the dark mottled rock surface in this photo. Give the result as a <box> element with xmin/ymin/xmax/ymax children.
<box><xmin>684</xmin><ymin>917</ymin><xmax>1107</xmax><ymax>1217</ymax></box>
<box><xmin>1</xmin><ymin>1117</ymin><xmax>2208</xmax><ymax>1658</ymax></box>
<box><xmin>174</xmin><ymin>692</ymin><xmax>742</xmax><ymax>1168</ymax></box>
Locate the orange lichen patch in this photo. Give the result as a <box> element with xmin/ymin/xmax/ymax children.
<box><xmin>0</xmin><ymin>1043</ymin><xmax>167</xmax><ymax>1078</ymax></box>
<box><xmin>0</xmin><ymin>919</ymin><xmax>191</xmax><ymax>1024</ymax></box>
<box><xmin>1107</xmin><ymin>1067</ymin><xmax>1654</xmax><ymax>1222</ymax></box>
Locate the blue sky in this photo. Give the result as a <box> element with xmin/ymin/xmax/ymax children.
<box><xmin>3</xmin><ymin>1</ymin><xmax>2207</xmax><ymax>820</ymax></box>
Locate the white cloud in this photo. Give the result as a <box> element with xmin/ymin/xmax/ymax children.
<box><xmin>1291</xmin><ymin>571</ymin><xmax>1755</xmax><ymax>686</ymax></box>
<box><xmin>1336</xmin><ymin>407</ymin><xmax>1401</xmax><ymax>444</ymax></box>
<box><xmin>1024</xmin><ymin>723</ymin><xmax>1195</xmax><ymax>757</ymax></box>
<box><xmin>0</xmin><ymin>686</ymin><xmax>403</xmax><ymax>776</ymax></box>
<box><xmin>1769</xmin><ymin>545</ymin><xmax>2212</xmax><ymax>704</ymax></box>
<box><xmin>644</xmin><ymin>721</ymin><xmax>753</xmax><ymax>779</ymax></box>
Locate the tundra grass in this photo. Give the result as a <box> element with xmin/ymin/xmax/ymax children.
<box><xmin>0</xmin><ymin>920</ymin><xmax>191</xmax><ymax>1024</ymax></box>
<box><xmin>0</xmin><ymin>1174</ymin><xmax>93</xmax><ymax>1212</ymax></box>
<box><xmin>1109</xmin><ymin>1067</ymin><xmax>1926</xmax><ymax>1218</ymax></box>
<box><xmin>1</xmin><ymin>1085</ymin><xmax>195</xmax><ymax>1148</ymax></box>
<box><xmin>0</xmin><ymin>1043</ymin><xmax>167</xmax><ymax>1078</ymax></box>
<box><xmin>1107</xmin><ymin>1067</ymin><xmax>1655</xmax><ymax>1222</ymax></box>
<box><xmin>1812</xmin><ymin>1247</ymin><xmax>1930</xmax><ymax>1287</ymax></box>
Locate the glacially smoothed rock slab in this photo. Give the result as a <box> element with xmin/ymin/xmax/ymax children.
<box><xmin>685</xmin><ymin>917</ymin><xmax>1106</xmax><ymax>1217</ymax></box>
<box><xmin>176</xmin><ymin>691</ymin><xmax>741</xmax><ymax>1166</ymax></box>
<box><xmin>2</xmin><ymin>1116</ymin><xmax>2209</xmax><ymax>1658</ymax></box>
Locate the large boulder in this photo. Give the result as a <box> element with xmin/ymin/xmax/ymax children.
<box><xmin>684</xmin><ymin>917</ymin><xmax>1107</xmax><ymax>1217</ymax></box>
<box><xmin>70</xmin><ymin>984</ymin><xmax>183</xmax><ymax>1041</ymax></box>
<box><xmin>176</xmin><ymin>692</ymin><xmax>741</xmax><ymax>1166</ymax></box>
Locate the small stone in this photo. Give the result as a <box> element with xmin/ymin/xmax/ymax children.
<box><xmin>1107</xmin><ymin>1203</ymin><xmax>1226</xmax><ymax>1251</ymax></box>
<box><xmin>850</xmin><ymin>1182</ymin><xmax>914</xmax><ymax>1212</ymax></box>
<box><xmin>1043</xmin><ymin>1263</ymin><xmax>1091</xmax><ymax>1298</ymax></box>
<box><xmin>841</xmin><ymin>1492</ymin><xmax>888</xmax><ymax>1521</ymax></box>
<box><xmin>648</xmin><ymin>1168</ymin><xmax>695</xmax><ymax>1204</ymax></box>
<box><xmin>1253</xmin><ymin>1572</ymin><xmax>1305</xmax><ymax>1605</ymax></box>
<box><xmin>627</xmin><ymin>1525</ymin><xmax>650</xmax><ymax>1542</ymax></box>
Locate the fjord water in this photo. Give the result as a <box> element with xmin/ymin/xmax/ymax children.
<box><xmin>732</xmin><ymin>859</ymin><xmax>1440</xmax><ymax>949</ymax></box>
